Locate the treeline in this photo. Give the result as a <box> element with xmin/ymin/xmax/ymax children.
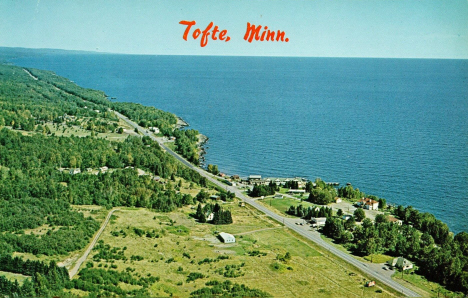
<box><xmin>321</xmin><ymin>205</ymin><xmax>468</xmax><ymax>293</ymax></box>
<box><xmin>287</xmin><ymin>205</ymin><xmax>333</xmax><ymax>219</ymax></box>
<box><xmin>248</xmin><ymin>182</ymin><xmax>279</xmax><ymax>197</ymax></box>
<box><xmin>174</xmin><ymin>128</ymin><xmax>200</xmax><ymax>164</ymax></box>
<box><xmin>195</xmin><ymin>203</ymin><xmax>233</xmax><ymax>225</ymax></box>
<box><xmin>0</xmin><ymin>255</ymin><xmax>70</xmax><ymax>297</ymax></box>
<box><xmin>194</xmin><ymin>189</ymin><xmax>235</xmax><ymax>203</ymax></box>
<box><xmin>67</xmin><ymin>268</ymin><xmax>157</xmax><ymax>297</ymax></box>
<box><xmin>191</xmin><ymin>280</ymin><xmax>271</xmax><ymax>298</ymax></box>
<box><xmin>0</xmin><ymin>253</ymin><xmax>160</xmax><ymax>297</ymax></box>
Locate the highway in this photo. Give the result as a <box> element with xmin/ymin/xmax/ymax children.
<box><xmin>115</xmin><ymin>111</ymin><xmax>419</xmax><ymax>297</ymax></box>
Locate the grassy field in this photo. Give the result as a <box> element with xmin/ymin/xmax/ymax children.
<box><xmin>0</xmin><ymin>271</ymin><xmax>30</xmax><ymax>285</ymax></box>
<box><xmin>363</xmin><ymin>254</ymin><xmax>394</xmax><ymax>264</ymax></box>
<box><xmin>72</xmin><ymin>201</ymin><xmax>399</xmax><ymax>298</ymax></box>
<box><xmin>260</xmin><ymin>197</ymin><xmax>317</xmax><ymax>215</ymax></box>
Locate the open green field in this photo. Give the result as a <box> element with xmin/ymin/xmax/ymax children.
<box><xmin>260</xmin><ymin>197</ymin><xmax>317</xmax><ymax>215</ymax></box>
<box><xmin>73</xmin><ymin>202</ymin><xmax>399</xmax><ymax>298</ymax></box>
<box><xmin>0</xmin><ymin>271</ymin><xmax>30</xmax><ymax>285</ymax></box>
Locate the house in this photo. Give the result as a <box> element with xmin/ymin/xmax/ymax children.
<box><xmin>231</xmin><ymin>175</ymin><xmax>240</xmax><ymax>180</ymax></box>
<box><xmin>311</xmin><ymin>217</ymin><xmax>327</xmax><ymax>227</ymax></box>
<box><xmin>239</xmin><ymin>202</ymin><xmax>245</xmax><ymax>207</ymax></box>
<box><xmin>218</xmin><ymin>173</ymin><xmax>226</xmax><ymax>177</ymax></box>
<box><xmin>210</xmin><ymin>195</ymin><xmax>220</xmax><ymax>200</ymax></box>
<box><xmin>206</xmin><ymin>213</ymin><xmax>214</xmax><ymax>221</ymax></box>
<box><xmin>69</xmin><ymin>168</ymin><xmax>81</xmax><ymax>175</ymax></box>
<box><xmin>219</xmin><ymin>232</ymin><xmax>235</xmax><ymax>243</ymax></box>
<box><xmin>148</xmin><ymin>127</ymin><xmax>160</xmax><ymax>134</ymax></box>
<box><xmin>358</xmin><ymin>198</ymin><xmax>379</xmax><ymax>210</ymax></box>
<box><xmin>388</xmin><ymin>216</ymin><xmax>403</xmax><ymax>225</ymax></box>
<box><xmin>387</xmin><ymin>257</ymin><xmax>413</xmax><ymax>270</ymax></box>
<box><xmin>334</xmin><ymin>197</ymin><xmax>342</xmax><ymax>203</ymax></box>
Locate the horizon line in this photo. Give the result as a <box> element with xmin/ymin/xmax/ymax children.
<box><xmin>1</xmin><ymin>46</ymin><xmax>468</xmax><ymax>60</ymax></box>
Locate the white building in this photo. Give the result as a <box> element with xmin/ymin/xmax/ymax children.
<box><xmin>206</xmin><ymin>213</ymin><xmax>214</xmax><ymax>221</ymax></box>
<box><xmin>219</xmin><ymin>232</ymin><xmax>235</xmax><ymax>243</ymax></box>
<box><xmin>358</xmin><ymin>197</ymin><xmax>379</xmax><ymax>210</ymax></box>
<box><xmin>311</xmin><ymin>217</ymin><xmax>327</xmax><ymax>227</ymax></box>
<box><xmin>69</xmin><ymin>168</ymin><xmax>81</xmax><ymax>175</ymax></box>
<box><xmin>387</xmin><ymin>257</ymin><xmax>413</xmax><ymax>270</ymax></box>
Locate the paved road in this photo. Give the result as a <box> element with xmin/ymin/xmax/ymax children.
<box><xmin>115</xmin><ymin>111</ymin><xmax>419</xmax><ymax>297</ymax></box>
<box><xmin>68</xmin><ymin>208</ymin><xmax>119</xmax><ymax>278</ymax></box>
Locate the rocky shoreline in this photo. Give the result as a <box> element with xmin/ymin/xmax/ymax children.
<box><xmin>175</xmin><ymin>116</ymin><xmax>209</xmax><ymax>167</ymax></box>
<box><xmin>197</xmin><ymin>134</ymin><xmax>209</xmax><ymax>167</ymax></box>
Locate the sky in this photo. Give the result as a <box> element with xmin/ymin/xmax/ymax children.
<box><xmin>0</xmin><ymin>0</ymin><xmax>467</xmax><ymax>58</ymax></box>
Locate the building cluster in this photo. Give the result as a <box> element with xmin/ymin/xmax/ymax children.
<box><xmin>235</xmin><ymin>175</ymin><xmax>309</xmax><ymax>188</ymax></box>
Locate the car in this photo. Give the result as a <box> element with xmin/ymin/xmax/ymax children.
<box><xmin>382</xmin><ymin>267</ymin><xmax>388</xmax><ymax>270</ymax></box>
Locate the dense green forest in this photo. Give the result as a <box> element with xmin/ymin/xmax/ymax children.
<box><xmin>0</xmin><ymin>62</ymin><xmax>212</xmax><ymax>297</ymax></box>
<box><xmin>0</xmin><ymin>255</ymin><xmax>71</xmax><ymax>297</ymax></box>
<box><xmin>0</xmin><ymin>63</ymin><xmax>201</xmax><ymax>164</ymax></box>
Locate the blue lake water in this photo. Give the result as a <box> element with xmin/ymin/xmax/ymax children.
<box><xmin>12</xmin><ymin>54</ymin><xmax>468</xmax><ymax>233</ymax></box>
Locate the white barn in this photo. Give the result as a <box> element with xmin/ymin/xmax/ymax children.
<box><xmin>219</xmin><ymin>232</ymin><xmax>235</xmax><ymax>243</ymax></box>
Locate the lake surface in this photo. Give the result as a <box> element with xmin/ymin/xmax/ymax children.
<box><xmin>12</xmin><ymin>54</ymin><xmax>468</xmax><ymax>233</ymax></box>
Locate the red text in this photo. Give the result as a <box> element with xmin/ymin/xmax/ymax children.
<box><xmin>179</xmin><ymin>20</ymin><xmax>231</xmax><ymax>47</ymax></box>
<box><xmin>243</xmin><ymin>22</ymin><xmax>289</xmax><ymax>43</ymax></box>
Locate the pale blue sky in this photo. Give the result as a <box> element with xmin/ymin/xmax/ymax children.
<box><xmin>0</xmin><ymin>0</ymin><xmax>467</xmax><ymax>58</ymax></box>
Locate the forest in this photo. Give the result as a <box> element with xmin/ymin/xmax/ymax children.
<box><xmin>0</xmin><ymin>64</ymin><xmax>201</xmax><ymax>164</ymax></box>
<box><xmin>0</xmin><ymin>62</ymin><xmax>215</xmax><ymax>297</ymax></box>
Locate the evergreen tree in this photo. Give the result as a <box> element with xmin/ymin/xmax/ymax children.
<box><xmin>195</xmin><ymin>203</ymin><xmax>203</xmax><ymax>221</ymax></box>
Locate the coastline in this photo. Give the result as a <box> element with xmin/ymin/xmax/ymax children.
<box><xmin>174</xmin><ymin>115</ymin><xmax>209</xmax><ymax>167</ymax></box>
<box><xmin>197</xmin><ymin>134</ymin><xmax>209</xmax><ymax>167</ymax></box>
<box><xmin>8</xmin><ymin>53</ymin><xmax>467</xmax><ymax>234</ymax></box>
<box><xmin>175</xmin><ymin>116</ymin><xmax>188</xmax><ymax>129</ymax></box>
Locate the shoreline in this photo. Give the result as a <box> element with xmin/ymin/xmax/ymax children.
<box><xmin>174</xmin><ymin>115</ymin><xmax>209</xmax><ymax>167</ymax></box>
<box><xmin>175</xmin><ymin>116</ymin><xmax>188</xmax><ymax>129</ymax></box>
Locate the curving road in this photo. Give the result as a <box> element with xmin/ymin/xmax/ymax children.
<box><xmin>68</xmin><ymin>208</ymin><xmax>119</xmax><ymax>278</ymax></box>
<box><xmin>115</xmin><ymin>111</ymin><xmax>419</xmax><ymax>297</ymax></box>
